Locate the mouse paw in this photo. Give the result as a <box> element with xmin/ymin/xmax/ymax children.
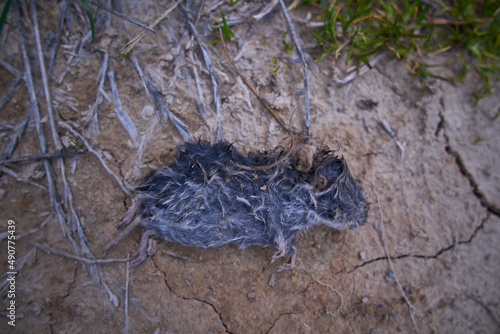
<box><xmin>130</xmin><ymin>229</ymin><xmax>156</xmax><ymax>267</ymax></box>
<box><xmin>277</xmin><ymin>246</ymin><xmax>296</xmax><ymax>272</ymax></box>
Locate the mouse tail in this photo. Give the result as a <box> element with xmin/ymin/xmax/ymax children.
<box><xmin>102</xmin><ymin>216</ymin><xmax>142</xmax><ymax>254</ymax></box>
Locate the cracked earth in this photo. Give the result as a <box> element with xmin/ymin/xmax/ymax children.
<box><xmin>1</xmin><ymin>1</ymin><xmax>499</xmax><ymax>333</ymax></box>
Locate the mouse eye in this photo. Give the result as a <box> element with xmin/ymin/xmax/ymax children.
<box><xmin>313</xmin><ymin>174</ymin><xmax>327</xmax><ymax>190</ymax></box>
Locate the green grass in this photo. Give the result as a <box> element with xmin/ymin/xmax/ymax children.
<box><xmin>0</xmin><ymin>0</ymin><xmax>95</xmax><ymax>42</ymax></box>
<box><xmin>206</xmin><ymin>10</ymin><xmax>235</xmax><ymax>46</ymax></box>
<box><xmin>303</xmin><ymin>0</ymin><xmax>500</xmax><ymax>102</ymax></box>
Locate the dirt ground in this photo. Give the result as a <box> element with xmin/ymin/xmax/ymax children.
<box><xmin>1</xmin><ymin>1</ymin><xmax>499</xmax><ymax>333</ymax></box>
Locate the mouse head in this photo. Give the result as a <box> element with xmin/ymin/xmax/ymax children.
<box><xmin>310</xmin><ymin>153</ymin><xmax>369</xmax><ymax>230</ymax></box>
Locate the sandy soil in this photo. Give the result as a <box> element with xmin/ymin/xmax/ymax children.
<box><xmin>0</xmin><ymin>1</ymin><xmax>499</xmax><ymax>333</ymax></box>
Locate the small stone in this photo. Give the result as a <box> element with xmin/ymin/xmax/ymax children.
<box><xmin>362</xmin><ymin>297</ymin><xmax>369</xmax><ymax>304</ymax></box>
<box><xmin>268</xmin><ymin>274</ymin><xmax>276</xmax><ymax>287</ymax></box>
<box><xmin>359</xmin><ymin>251</ymin><xmax>366</xmax><ymax>260</ymax></box>
<box><xmin>247</xmin><ymin>292</ymin><xmax>256</xmax><ymax>301</ymax></box>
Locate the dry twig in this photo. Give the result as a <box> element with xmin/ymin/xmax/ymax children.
<box><xmin>181</xmin><ymin>5</ymin><xmax>222</xmax><ymax>142</ymax></box>
<box><xmin>0</xmin><ymin>149</ymin><xmax>87</xmax><ymax>165</ymax></box>
<box><xmin>123</xmin><ymin>0</ymin><xmax>181</xmax><ymax>54</ymax></box>
<box><xmin>48</xmin><ymin>1</ymin><xmax>67</xmax><ymax>74</ymax></box>
<box><xmin>107</xmin><ymin>70</ymin><xmax>138</xmax><ymax>140</ymax></box>
<box><xmin>125</xmin><ymin>254</ymin><xmax>130</xmax><ymax>334</ymax></box>
<box><xmin>277</xmin><ymin>0</ymin><xmax>310</xmax><ymax>144</ymax></box>
<box><xmin>88</xmin><ymin>1</ymin><xmax>156</xmax><ymax>34</ymax></box>
<box><xmin>219</xmin><ymin>29</ymin><xmax>288</xmax><ymax>132</ymax></box>
<box><xmin>315</xmin><ymin>278</ymin><xmax>344</xmax><ymax>312</ymax></box>
<box><xmin>373</xmin><ymin>187</ymin><xmax>417</xmax><ymax>329</ymax></box>
<box><xmin>32</xmin><ymin>242</ymin><xmax>129</xmax><ymax>264</ymax></box>
<box><xmin>18</xmin><ymin>1</ymin><xmax>67</xmax><ymax>235</ymax></box>
<box><xmin>0</xmin><ymin>112</ymin><xmax>30</xmax><ymax>162</ymax></box>
<box><xmin>0</xmin><ymin>166</ymin><xmax>46</xmax><ymax>190</ymax></box>
<box><xmin>85</xmin><ymin>51</ymin><xmax>108</xmax><ymax>134</ymax></box>
<box><xmin>58</xmin><ymin>121</ymin><xmax>133</xmax><ymax>197</ymax></box>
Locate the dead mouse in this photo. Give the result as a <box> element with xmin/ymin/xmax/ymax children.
<box><xmin>103</xmin><ymin>141</ymin><xmax>369</xmax><ymax>270</ymax></box>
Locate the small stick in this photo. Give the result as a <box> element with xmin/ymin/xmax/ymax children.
<box><xmin>186</xmin><ymin>52</ymin><xmax>206</xmax><ymax>117</ymax></box>
<box><xmin>219</xmin><ymin>29</ymin><xmax>288</xmax><ymax>132</ymax></box>
<box><xmin>181</xmin><ymin>5</ymin><xmax>222</xmax><ymax>142</ymax></box>
<box><xmin>32</xmin><ymin>242</ymin><xmax>129</xmax><ymax>264</ymax></box>
<box><xmin>0</xmin><ymin>111</ymin><xmax>30</xmax><ymax>161</ymax></box>
<box><xmin>253</xmin><ymin>0</ymin><xmax>278</xmax><ymax>20</ymax></box>
<box><xmin>48</xmin><ymin>1</ymin><xmax>67</xmax><ymax>74</ymax></box>
<box><xmin>58</xmin><ymin>121</ymin><xmax>133</xmax><ymax>197</ymax></box>
<box><xmin>18</xmin><ymin>1</ymin><xmax>67</xmax><ymax>235</ymax></box>
<box><xmin>123</xmin><ymin>0</ymin><xmax>181</xmax><ymax>54</ymax></box>
<box><xmin>315</xmin><ymin>278</ymin><xmax>344</xmax><ymax>312</ymax></box>
<box><xmin>373</xmin><ymin>187</ymin><xmax>417</xmax><ymax>329</ymax></box>
<box><xmin>86</xmin><ymin>51</ymin><xmax>108</xmax><ymax>134</ymax></box>
<box><xmin>107</xmin><ymin>70</ymin><xmax>138</xmax><ymax>140</ymax></box>
<box><xmin>380</xmin><ymin>119</ymin><xmax>405</xmax><ymax>153</ymax></box>
<box><xmin>277</xmin><ymin>0</ymin><xmax>310</xmax><ymax>144</ymax></box>
<box><xmin>0</xmin><ymin>166</ymin><xmax>46</xmax><ymax>190</ymax></box>
<box><xmin>0</xmin><ymin>74</ymin><xmax>23</xmax><ymax>109</ymax></box>
<box><xmin>125</xmin><ymin>254</ymin><xmax>130</xmax><ymax>334</ymax></box>
<box><xmin>194</xmin><ymin>0</ymin><xmax>206</xmax><ymax>24</ymax></box>
<box><xmin>129</xmin><ymin>55</ymin><xmax>165</xmax><ymax>129</ymax></box>
<box><xmin>161</xmin><ymin>250</ymin><xmax>193</xmax><ymax>261</ymax></box>
<box><xmin>145</xmin><ymin>78</ymin><xmax>191</xmax><ymax>142</ymax></box>
<box><xmin>31</xmin><ymin>0</ymin><xmax>62</xmax><ymax>151</ymax></box>
<box><xmin>88</xmin><ymin>1</ymin><xmax>156</xmax><ymax>34</ymax></box>
<box><xmin>0</xmin><ymin>59</ymin><xmax>21</xmax><ymax>77</ymax></box>
<box><xmin>0</xmin><ymin>149</ymin><xmax>87</xmax><ymax>165</ymax></box>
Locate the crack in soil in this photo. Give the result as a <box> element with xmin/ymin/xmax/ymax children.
<box><xmin>151</xmin><ymin>259</ymin><xmax>232</xmax><ymax>333</ymax></box>
<box><xmin>190</xmin><ymin>296</ymin><xmax>233</xmax><ymax>334</ymax></box>
<box><xmin>347</xmin><ymin>214</ymin><xmax>489</xmax><ymax>273</ymax></box>
<box><xmin>49</xmin><ymin>312</ymin><xmax>54</xmax><ymax>334</ymax></box>
<box><xmin>437</xmin><ymin>111</ymin><xmax>500</xmax><ymax>216</ymax></box>
<box><xmin>265</xmin><ymin>311</ymin><xmax>297</xmax><ymax>334</ymax></box>
<box><xmin>61</xmin><ymin>265</ymin><xmax>78</xmax><ymax>299</ymax></box>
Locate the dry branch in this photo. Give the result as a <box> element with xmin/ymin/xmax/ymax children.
<box><xmin>123</xmin><ymin>0</ymin><xmax>181</xmax><ymax>54</ymax></box>
<box><xmin>373</xmin><ymin>187</ymin><xmax>417</xmax><ymax>328</ymax></box>
<box><xmin>277</xmin><ymin>0</ymin><xmax>310</xmax><ymax>144</ymax></box>
<box><xmin>33</xmin><ymin>242</ymin><xmax>129</xmax><ymax>264</ymax></box>
<box><xmin>88</xmin><ymin>1</ymin><xmax>157</xmax><ymax>34</ymax></box>
<box><xmin>181</xmin><ymin>5</ymin><xmax>222</xmax><ymax>142</ymax></box>
<box><xmin>58</xmin><ymin>121</ymin><xmax>133</xmax><ymax>197</ymax></box>
<box><xmin>18</xmin><ymin>1</ymin><xmax>67</xmax><ymax>235</ymax></box>
<box><xmin>0</xmin><ymin>149</ymin><xmax>87</xmax><ymax>165</ymax></box>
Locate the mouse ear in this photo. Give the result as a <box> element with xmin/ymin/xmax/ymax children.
<box><xmin>313</xmin><ymin>174</ymin><xmax>327</xmax><ymax>190</ymax></box>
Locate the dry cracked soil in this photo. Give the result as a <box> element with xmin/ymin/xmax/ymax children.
<box><xmin>0</xmin><ymin>1</ymin><xmax>499</xmax><ymax>333</ymax></box>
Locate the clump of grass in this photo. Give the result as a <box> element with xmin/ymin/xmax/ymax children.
<box><xmin>303</xmin><ymin>0</ymin><xmax>500</xmax><ymax>101</ymax></box>
<box><xmin>207</xmin><ymin>10</ymin><xmax>235</xmax><ymax>46</ymax></box>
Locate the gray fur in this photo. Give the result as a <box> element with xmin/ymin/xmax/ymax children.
<box><xmin>109</xmin><ymin>142</ymin><xmax>369</xmax><ymax>269</ymax></box>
